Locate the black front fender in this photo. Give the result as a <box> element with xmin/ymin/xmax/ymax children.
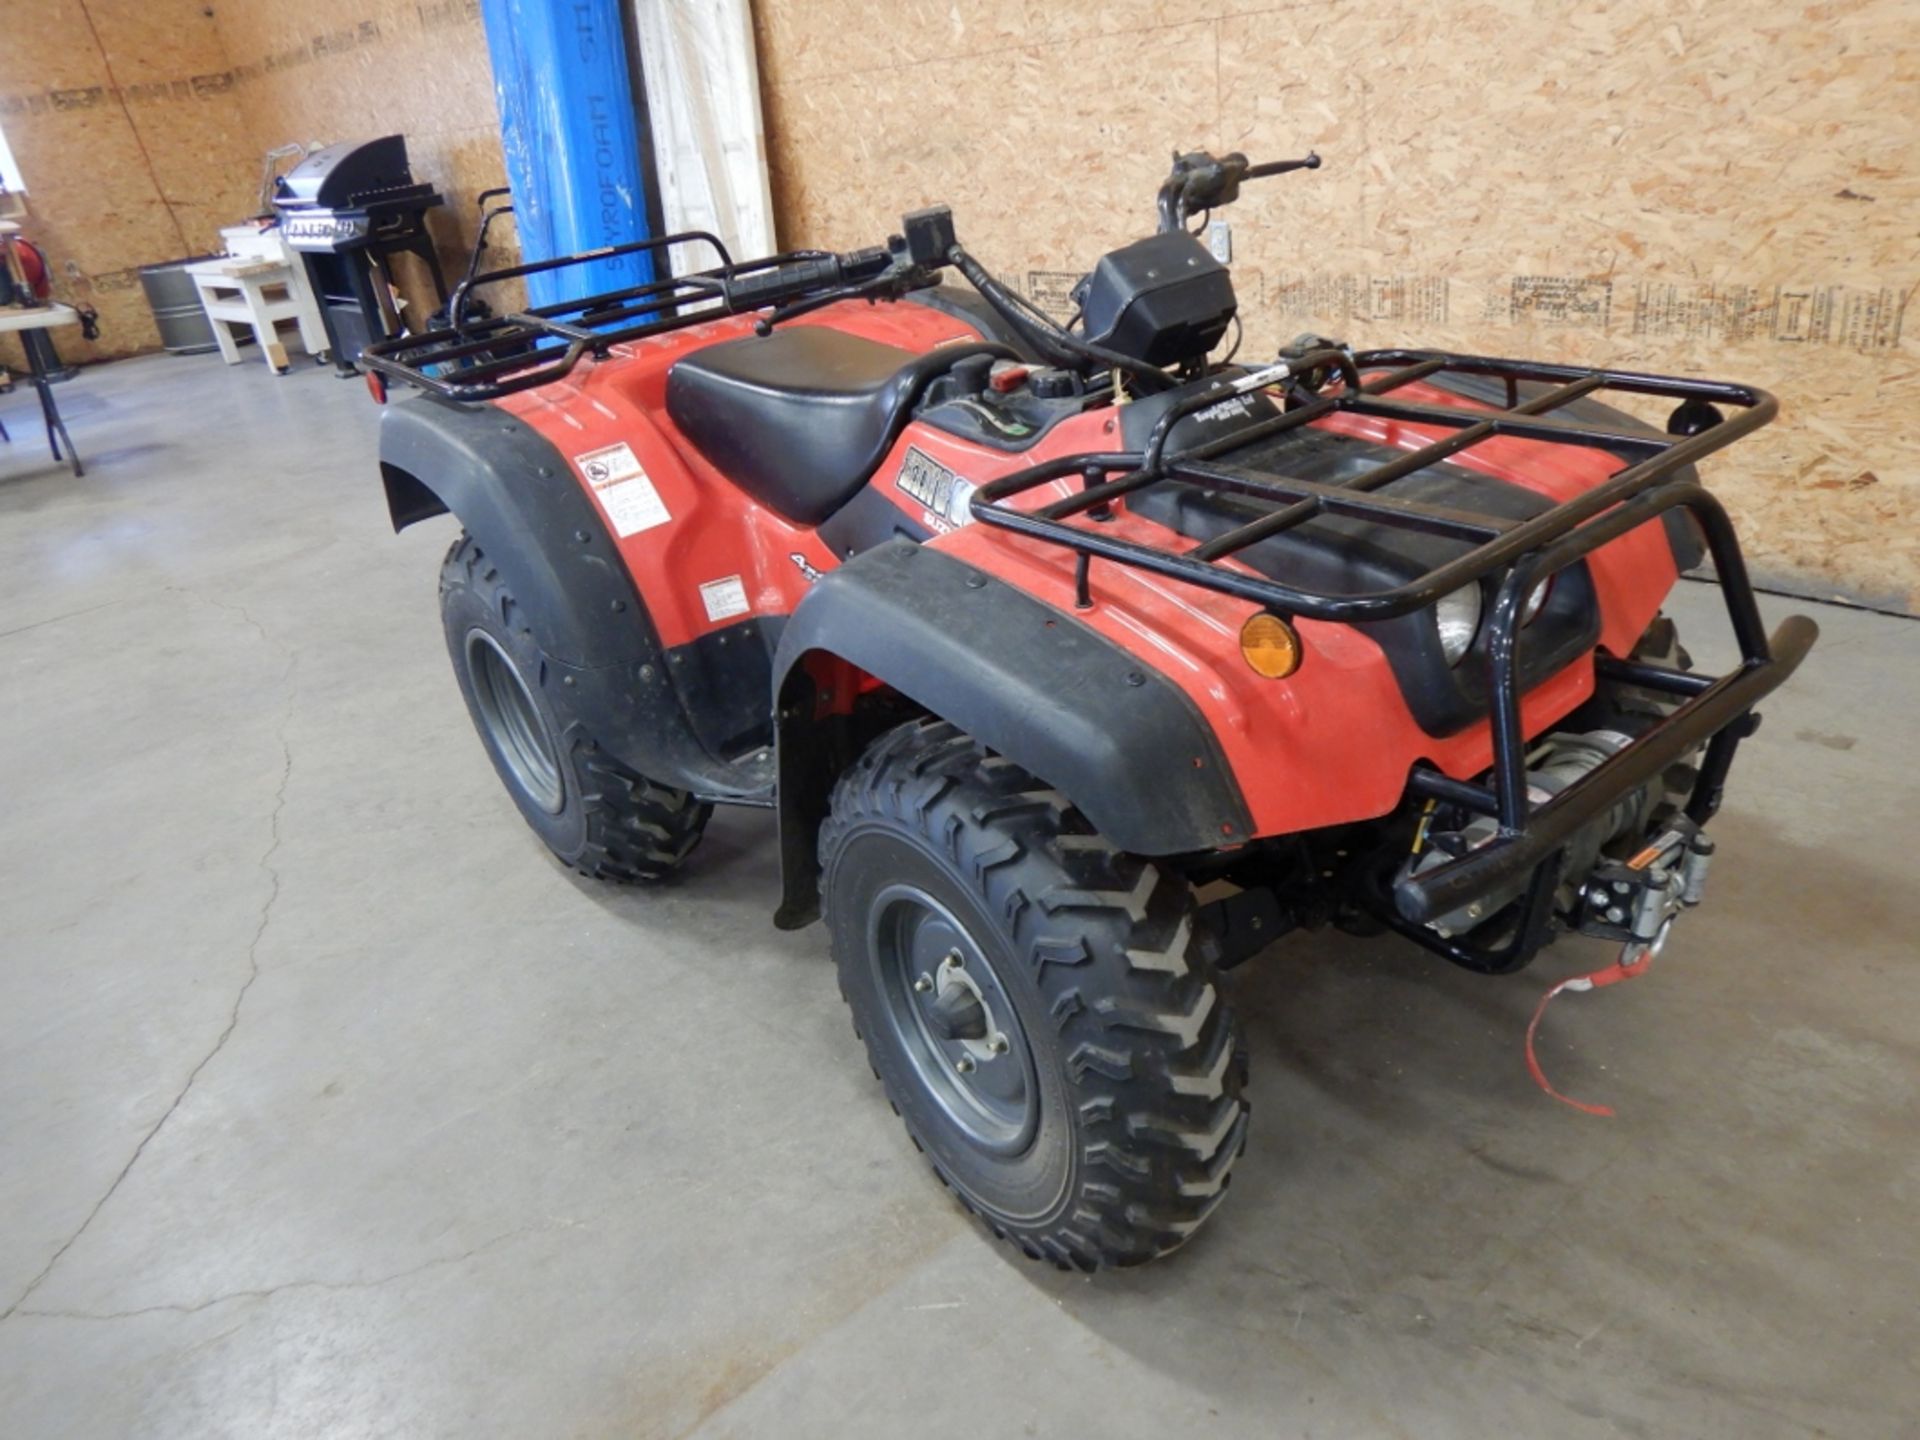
<box><xmin>771</xmin><ymin>540</ymin><xmax>1252</xmax><ymax>926</ymax></box>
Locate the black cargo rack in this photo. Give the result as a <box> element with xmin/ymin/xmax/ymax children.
<box><xmin>360</xmin><ymin>229</ymin><xmax>897</xmax><ymax>403</ymax></box>
<box><xmin>973</xmin><ymin>349</ymin><xmax>1815</xmax><ymax>962</ymax></box>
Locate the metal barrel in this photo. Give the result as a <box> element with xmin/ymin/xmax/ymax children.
<box><xmin>138</xmin><ymin>257</ymin><xmax>226</xmax><ymax>355</ymax></box>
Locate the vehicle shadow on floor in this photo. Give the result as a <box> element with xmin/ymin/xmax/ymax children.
<box><xmin>563</xmin><ymin>790</ymin><xmax>1899</xmax><ymax>1415</ymax></box>
<box><xmin>977</xmin><ymin>808</ymin><xmax>1905</xmax><ymax>1418</ymax></box>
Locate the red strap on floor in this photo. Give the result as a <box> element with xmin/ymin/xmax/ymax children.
<box><xmin>1524</xmin><ymin>950</ymin><xmax>1655</xmax><ymax>1117</ymax></box>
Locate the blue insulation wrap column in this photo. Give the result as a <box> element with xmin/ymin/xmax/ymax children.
<box><xmin>478</xmin><ymin>0</ymin><xmax>655</xmax><ymax>309</ymax></box>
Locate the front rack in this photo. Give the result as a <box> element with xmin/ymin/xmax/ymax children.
<box><xmin>972</xmin><ymin>349</ymin><xmax>1772</xmax><ymax>624</ymax></box>
<box><xmin>973</xmin><ymin>350</ymin><xmax>1814</xmax><ymax>957</ymax></box>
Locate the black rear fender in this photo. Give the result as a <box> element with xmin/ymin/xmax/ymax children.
<box><xmin>378</xmin><ymin>397</ymin><xmax>767</xmax><ymax>799</ymax></box>
<box><xmin>771</xmin><ymin>540</ymin><xmax>1252</xmax><ymax>927</ymax></box>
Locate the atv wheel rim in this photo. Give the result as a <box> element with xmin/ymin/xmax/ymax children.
<box><xmin>869</xmin><ymin>883</ymin><xmax>1038</xmax><ymax>1155</ymax></box>
<box><xmin>466</xmin><ymin>629</ymin><xmax>565</xmax><ymax>814</ymax></box>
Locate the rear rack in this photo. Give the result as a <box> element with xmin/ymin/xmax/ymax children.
<box><xmin>975</xmin><ymin>350</ymin><xmax>1812</xmax><ymax>965</ymax></box>
<box><xmin>360</xmin><ymin>229</ymin><xmax>883</xmax><ymax>403</ymax></box>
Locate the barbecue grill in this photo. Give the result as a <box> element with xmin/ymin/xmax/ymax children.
<box><xmin>273</xmin><ymin>135</ymin><xmax>448</xmax><ymax>375</ymax></box>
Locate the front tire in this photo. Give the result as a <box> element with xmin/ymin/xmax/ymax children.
<box><xmin>439</xmin><ymin>532</ymin><xmax>710</xmax><ymax>882</ymax></box>
<box><xmin>820</xmin><ymin>719</ymin><xmax>1247</xmax><ymax>1270</ymax></box>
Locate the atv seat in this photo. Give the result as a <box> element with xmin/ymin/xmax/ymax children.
<box><xmin>666</xmin><ymin>327</ymin><xmax>1011</xmax><ymax>526</ymax></box>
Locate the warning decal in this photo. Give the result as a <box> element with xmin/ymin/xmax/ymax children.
<box><xmin>699</xmin><ymin>575</ymin><xmax>751</xmax><ymax>623</ymax></box>
<box><xmin>574</xmin><ymin>442</ymin><xmax>671</xmax><ymax>538</ymax></box>
<box><xmin>1026</xmin><ymin>270</ymin><xmax>1081</xmax><ymax>321</ymax></box>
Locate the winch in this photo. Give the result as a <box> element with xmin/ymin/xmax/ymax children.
<box><xmin>1570</xmin><ymin>819</ymin><xmax>1715</xmax><ymax>961</ymax></box>
<box><xmin>1400</xmin><ymin>728</ymin><xmax>1674</xmax><ymax>939</ymax></box>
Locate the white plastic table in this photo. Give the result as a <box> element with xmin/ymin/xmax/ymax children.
<box><xmin>0</xmin><ymin>302</ymin><xmax>83</xmax><ymax>476</ymax></box>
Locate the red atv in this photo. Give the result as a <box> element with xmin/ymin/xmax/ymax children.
<box><xmin>364</xmin><ymin>152</ymin><xmax>1815</xmax><ymax>1269</ymax></box>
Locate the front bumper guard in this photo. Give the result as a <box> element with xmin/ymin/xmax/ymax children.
<box><xmin>1386</xmin><ymin>479</ymin><xmax>1817</xmax><ymax>968</ymax></box>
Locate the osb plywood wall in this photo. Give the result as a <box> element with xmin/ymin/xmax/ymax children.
<box><xmin>0</xmin><ymin>0</ymin><xmax>507</xmax><ymax>367</ymax></box>
<box><xmin>754</xmin><ymin>0</ymin><xmax>1919</xmax><ymax>611</ymax></box>
<box><xmin>0</xmin><ymin>0</ymin><xmax>258</xmax><ymax>367</ymax></box>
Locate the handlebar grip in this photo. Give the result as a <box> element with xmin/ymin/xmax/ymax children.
<box><xmin>727</xmin><ymin>255</ymin><xmax>844</xmax><ymax>307</ymax></box>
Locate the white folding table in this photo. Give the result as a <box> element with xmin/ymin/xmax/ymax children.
<box><xmin>0</xmin><ymin>302</ymin><xmax>84</xmax><ymax>477</ymax></box>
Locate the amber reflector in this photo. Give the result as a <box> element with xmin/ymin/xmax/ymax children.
<box><xmin>1239</xmin><ymin>612</ymin><xmax>1302</xmax><ymax>678</ymax></box>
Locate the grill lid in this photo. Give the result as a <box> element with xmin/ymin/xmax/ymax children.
<box><xmin>275</xmin><ymin>135</ymin><xmax>414</xmax><ymax>210</ymax></box>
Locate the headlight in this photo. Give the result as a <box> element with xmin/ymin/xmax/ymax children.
<box><xmin>1521</xmin><ymin>576</ymin><xmax>1551</xmax><ymax>626</ymax></box>
<box><xmin>1435</xmin><ymin>584</ymin><xmax>1483</xmax><ymax>666</ymax></box>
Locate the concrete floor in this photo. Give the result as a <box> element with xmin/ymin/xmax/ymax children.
<box><xmin>1</xmin><ymin>351</ymin><xmax>1914</xmax><ymax>1439</ymax></box>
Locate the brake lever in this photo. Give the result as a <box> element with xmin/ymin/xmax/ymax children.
<box><xmin>1243</xmin><ymin>152</ymin><xmax>1322</xmax><ymax>181</ymax></box>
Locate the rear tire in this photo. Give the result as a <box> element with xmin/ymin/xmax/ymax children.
<box><xmin>439</xmin><ymin>532</ymin><xmax>710</xmax><ymax>882</ymax></box>
<box><xmin>820</xmin><ymin>718</ymin><xmax>1247</xmax><ymax>1270</ymax></box>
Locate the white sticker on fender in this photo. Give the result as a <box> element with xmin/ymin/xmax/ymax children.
<box><xmin>699</xmin><ymin>575</ymin><xmax>751</xmax><ymax>623</ymax></box>
<box><xmin>574</xmin><ymin>442</ymin><xmax>670</xmax><ymax>537</ymax></box>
